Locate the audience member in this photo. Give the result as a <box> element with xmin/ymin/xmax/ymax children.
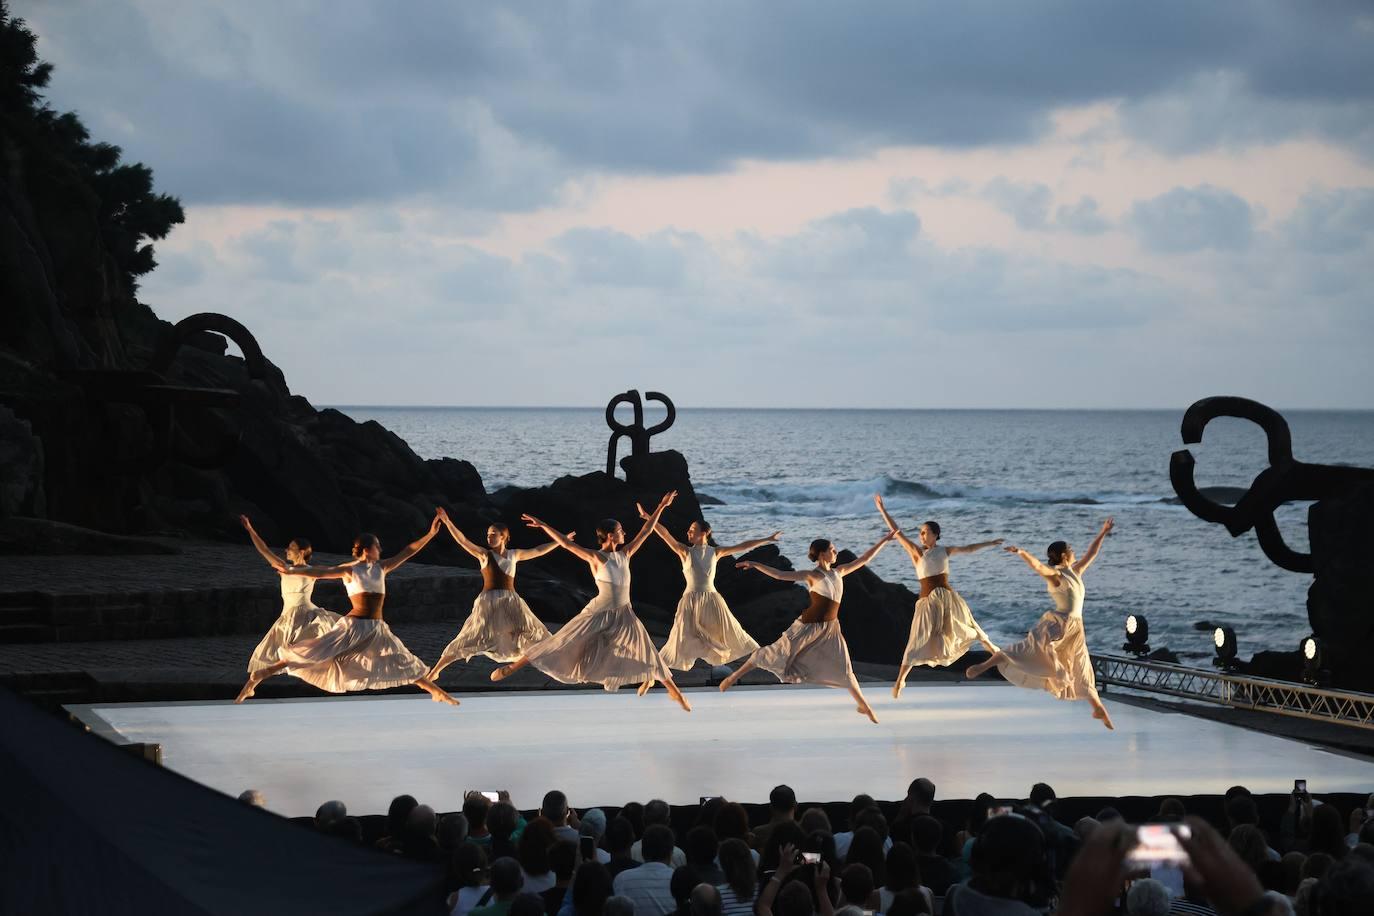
<box><xmin>757</xmin><ymin>843</ymin><xmax>833</xmax><ymax>916</ymax></box>
<box><xmin>843</xmin><ymin>827</ymin><xmax>886</xmax><ymax>888</ymax></box>
<box><xmin>1124</xmin><ymin>878</ymin><xmax>1169</xmax><ymax>916</ymax></box>
<box><xmin>315</xmin><ymin>799</ymin><xmax>347</xmax><ymax>832</ymax></box>
<box><xmin>881</xmin><ymin>841</ymin><xmax>932</xmax><ymax>913</ymax></box>
<box><xmin>670</xmin><ymin>865</ymin><xmax>704</xmax><ymax>916</ymax></box>
<box><xmin>581</xmin><ymin>808</ymin><xmax>612</xmax><ymax>865</ymax></box>
<box><xmin>1311</xmin><ymin>855</ymin><xmax>1374</xmax><ymax>915</ymax></box>
<box><xmin>909</xmin><ymin>816</ymin><xmax>954</xmax><ymax>895</ymax></box>
<box><xmin>1279</xmin><ymin>851</ymin><xmax>1308</xmax><ymax>897</ymax></box>
<box><xmin>329</xmin><ymin>816</ymin><xmax>363</xmax><ymax>845</ymax></box>
<box><xmin>543</xmin><ymin>841</ymin><xmax>579</xmax><ymax>915</ymax></box>
<box><xmin>519</xmin><ymin>817</ymin><xmax>559</xmax><ymax>893</ymax></box>
<box><xmin>689</xmin><ymin>884</ymin><xmax>722</xmax><ymax>916</ymax></box>
<box><xmin>833</xmin><ymin>795</ymin><xmax>877</xmax><ymax>859</ymax></box>
<box><xmin>377</xmin><ymin>794</ymin><xmax>418</xmax><ymax>852</ymax></box>
<box><xmin>884</xmin><ymin>888</ymin><xmax>930</xmax><ymax>916</ymax></box>
<box><xmin>472</xmin><ymin>857</ymin><xmax>526</xmax><ymax>916</ymax></box>
<box><xmin>1307</xmin><ymin>805</ymin><xmax>1347</xmax><ymax>861</ymax></box>
<box><xmin>633</xmin><ymin>800</ymin><xmax>687</xmax><ymax>868</ymax></box>
<box><xmin>759</xmin><ymin>822</ymin><xmax>809</xmax><ymax>875</ymax></box>
<box><xmin>839</xmin><ymin>863</ymin><xmax>877</xmax><ymax>911</ymax></box>
<box><xmin>944</xmin><ymin>814</ymin><xmax>1047</xmax><ymax>916</ymax></box>
<box><xmin>449</xmin><ymin>842</ymin><xmax>490</xmax><ymax>916</ymax></box>
<box><xmin>754</xmin><ymin>785</ymin><xmax>799</xmax><ymax>852</ymax></box>
<box><xmin>562</xmin><ymin>861</ymin><xmax>613</xmax><ymax>916</ymax></box>
<box><xmin>954</xmin><ymin>793</ymin><xmax>997</xmax><ymax>882</ymax></box>
<box><xmin>615</xmin><ymin>824</ymin><xmax>678</xmax><ymax>916</ymax></box>
<box><xmin>466</xmin><ymin>792</ymin><xmax>494</xmax><ymax>847</ymax></box>
<box><xmin>714</xmin><ymin>803</ymin><xmax>755</xmax><ymax>859</ymax></box>
<box><xmin>1156</xmin><ymin>797</ymin><xmax>1187</xmax><ymax>823</ymax></box>
<box><xmin>401</xmin><ymin>804</ymin><xmax>441</xmax><ymax>863</ymax></box>
<box><xmin>544</xmin><ymin>790</ymin><xmax>580</xmax><ymax>844</ymax></box>
<box><xmin>716</xmin><ymin>838</ymin><xmax>758</xmax><ymax>916</ymax></box>
<box><xmin>1302</xmin><ymin>852</ymin><xmax>1334</xmax><ymax>883</ymax></box>
<box><xmin>890</xmin><ymin>778</ymin><xmax>936</xmax><ymax>848</ymax></box>
<box><xmin>1073</xmin><ymin>817</ymin><xmax>1100</xmax><ymax>844</ymax></box>
<box><xmin>621</xmin><ymin>803</ymin><xmax>646</xmax><ymax>840</ymax></box>
<box><xmin>441</xmin><ymin>813</ymin><xmax>472</xmax><ymax>851</ymax></box>
<box><xmin>1230</xmin><ymin>824</ymin><xmax>1275</xmax><ymax>873</ymax></box>
<box><xmin>685</xmin><ymin>826</ymin><xmax>725</xmax><ymax>885</ymax></box>
<box><xmin>238</xmin><ymin>789</ymin><xmax>266</xmax><ymax>807</ymax></box>
<box><xmin>799</xmin><ymin>808</ymin><xmax>833</xmax><ymax>837</ymax></box>
<box><xmin>606</xmin><ymin>817</ymin><xmax>640</xmax><ymax>879</ymax></box>
<box><xmin>603</xmin><ymin>896</ymin><xmax>635</xmax><ymax>916</ymax></box>
<box><xmin>510</xmin><ymin>892</ymin><xmax>548</xmax><ymax>916</ymax></box>
<box><xmin>490</xmin><ymin>802</ymin><xmax>523</xmax><ymax>861</ymax></box>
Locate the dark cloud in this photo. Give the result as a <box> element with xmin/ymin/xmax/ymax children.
<box><xmin>1054</xmin><ymin>197</ymin><xmax>1111</xmax><ymax>235</ymax></box>
<box><xmin>983</xmin><ymin>179</ymin><xmax>1053</xmax><ymax>230</ymax></box>
<box><xmin>20</xmin><ymin>0</ymin><xmax>1374</xmax><ymax>209</ymax></box>
<box><xmin>1280</xmin><ymin>188</ymin><xmax>1374</xmax><ymax>253</ymax></box>
<box><xmin>1128</xmin><ymin>185</ymin><xmax>1256</xmax><ymax>253</ymax></box>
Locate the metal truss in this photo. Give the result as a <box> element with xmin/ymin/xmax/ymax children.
<box><xmin>1091</xmin><ymin>654</ymin><xmax>1374</xmax><ymax>730</ymax></box>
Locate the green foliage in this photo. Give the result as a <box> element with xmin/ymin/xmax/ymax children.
<box><xmin>1</xmin><ymin>0</ymin><xmax>184</xmax><ymax>292</ymax></box>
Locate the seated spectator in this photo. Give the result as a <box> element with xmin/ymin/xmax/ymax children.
<box><xmin>441</xmin><ymin>813</ymin><xmax>472</xmax><ymax>852</ymax></box>
<box><xmin>800</xmin><ymin>808</ymin><xmax>833</xmax><ymax>837</ymax></box>
<box><xmin>759</xmin><ymin>822</ymin><xmax>809</xmax><ymax>876</ymax></box>
<box><xmin>697</xmin><ymin>798</ymin><xmax>728</xmax><ymax>831</ymax></box>
<box><xmin>582</xmin><ymin>808</ymin><xmax>612</xmax><ymax>865</ymax></box>
<box><xmin>854</xmin><ymin>809</ymin><xmax>892</xmax><ymax>853</ymax></box>
<box><xmin>1228</xmin><ymin>794</ymin><xmax>1280</xmax><ymax>861</ymax></box>
<box><xmin>843</xmin><ymin>827</ymin><xmax>886</xmax><ymax>889</ymax></box>
<box><xmin>716</xmin><ymin>838</ymin><xmax>758</xmax><ymax>916</ymax></box>
<box><xmin>1095</xmin><ymin>807</ymin><xmax>1123</xmax><ymax>824</ymax></box>
<box><xmin>544</xmin><ymin>790</ymin><xmax>581</xmax><ymax>845</ymax></box>
<box><xmin>1124</xmin><ymin>878</ymin><xmax>1169</xmax><ymax>916</ymax></box>
<box><xmin>402</xmin><ymin>804</ymin><xmax>442</xmax><ymax>863</ymax></box>
<box><xmin>315</xmin><ymin>799</ymin><xmax>348</xmax><ymax>832</ymax></box>
<box><xmin>890</xmin><ymin>778</ymin><xmax>936</xmax><ymax>848</ymax></box>
<box><xmin>606</xmin><ymin>817</ymin><xmax>640</xmax><ymax>879</ymax></box>
<box><xmin>1155</xmin><ymin>797</ymin><xmax>1186</xmax><ymax>823</ymax></box>
<box><xmin>1313</xmin><ymin>857</ymin><xmax>1374</xmax><ymax>914</ymax></box>
<box><xmin>686</xmin><ymin>826</ymin><xmax>725</xmax><ymax>886</ymax></box>
<box><xmin>670</xmin><ymin>866</ymin><xmax>704</xmax><ymax>916</ymax></box>
<box><xmin>1073</xmin><ymin>817</ymin><xmax>1100</xmax><ymax>843</ymax></box>
<box><xmin>714</xmin><ymin>803</ymin><xmax>758</xmax><ymax>863</ymax></box>
<box><xmin>329</xmin><ymin>816</ymin><xmax>364</xmax><ymax>845</ymax></box>
<box><xmin>449</xmin><ymin>842</ymin><xmax>490</xmax><ymax>916</ymax></box>
<box><xmin>954</xmin><ymin>793</ymin><xmax>996</xmax><ymax>882</ymax></box>
<box><xmin>490</xmin><ymin>802</ymin><xmax>523</xmax><ymax>861</ymax></box>
<box><xmin>634</xmin><ymin>801</ymin><xmax>687</xmax><ymax>868</ymax></box>
<box><xmin>754</xmin><ymin>785</ymin><xmax>799</xmax><ymax>852</ymax></box>
<box><xmin>689</xmin><ymin>884</ymin><xmax>722</xmax><ymax>916</ymax></box>
<box><xmin>615</xmin><ymin>824</ymin><xmax>679</xmax><ymax>916</ymax></box>
<box><xmin>467</xmin><ymin>792</ymin><xmax>495</xmax><ymax>847</ymax></box>
<box><xmin>603</xmin><ymin>896</ymin><xmax>635</xmax><ymax>916</ymax></box>
<box><xmin>1302</xmin><ymin>852</ymin><xmax>1334</xmax><ymax>883</ymax></box>
<box><xmin>757</xmin><ymin>843</ymin><xmax>833</xmax><ymax>916</ymax></box>
<box><xmin>543</xmin><ymin>841</ymin><xmax>579</xmax><ymax>915</ymax></box>
<box><xmin>1230</xmin><ymin>824</ymin><xmax>1275</xmax><ymax>874</ymax></box>
<box><xmin>1352</xmin><ymin>844</ymin><xmax>1374</xmax><ymax>867</ymax></box>
<box><xmin>511</xmin><ymin>893</ymin><xmax>549</xmax><ymax>916</ymax></box>
<box><xmin>884</xmin><ymin>888</ymin><xmax>930</xmax><ymax>916</ymax></box>
<box><xmin>909</xmin><ymin>816</ymin><xmax>954</xmax><ymax>896</ymax></box>
<box><xmin>472</xmin><ymin>857</ymin><xmax>526</xmax><ymax>916</ymax></box>
<box><xmin>1280</xmin><ymin>852</ymin><xmax>1308</xmax><ymax>897</ymax></box>
<box><xmin>838</xmin><ymin>863</ymin><xmax>877</xmax><ymax>911</ymax></box>
<box><xmin>621</xmin><ymin>803</ymin><xmax>646</xmax><ymax>840</ymax></box>
<box><xmin>943</xmin><ymin>814</ymin><xmax>1047</xmax><ymax>916</ymax></box>
<box><xmin>834</xmin><ymin>795</ymin><xmax>877</xmax><ymax>860</ymax></box>
<box><xmin>1307</xmin><ymin>805</ymin><xmax>1348</xmax><ymax>861</ymax></box>
<box><xmin>881</xmin><ymin>841</ymin><xmax>933</xmax><ymax>913</ymax></box>
<box><xmin>561</xmin><ymin>861</ymin><xmax>613</xmax><ymax>916</ymax></box>
<box><xmin>377</xmin><ymin>794</ymin><xmax>418</xmax><ymax>852</ymax></box>
<box><xmin>520</xmin><ymin>817</ymin><xmax>559</xmax><ymax>894</ymax></box>
<box><xmin>238</xmin><ymin>789</ymin><xmax>266</xmax><ymax>807</ymax></box>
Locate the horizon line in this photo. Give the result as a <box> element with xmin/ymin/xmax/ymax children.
<box><xmin>325</xmin><ymin>403</ymin><xmax>1374</xmax><ymax>412</ymax></box>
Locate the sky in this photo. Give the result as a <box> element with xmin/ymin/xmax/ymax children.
<box><xmin>18</xmin><ymin>1</ymin><xmax>1374</xmax><ymax>408</ymax></box>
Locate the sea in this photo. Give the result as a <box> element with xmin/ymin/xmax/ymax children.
<box><xmin>337</xmin><ymin>407</ymin><xmax>1374</xmax><ymax>665</ymax></box>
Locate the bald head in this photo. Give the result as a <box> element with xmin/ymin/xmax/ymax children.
<box><xmin>690</xmin><ymin>884</ymin><xmax>722</xmax><ymax>916</ymax></box>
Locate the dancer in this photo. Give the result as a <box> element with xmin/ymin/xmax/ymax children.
<box><xmin>239</xmin><ymin>515</ymin><xmax>342</xmax><ymax>673</ymax></box>
<box><xmin>720</xmin><ymin>530</ymin><xmax>897</xmax><ymax>723</ymax></box>
<box><xmin>425</xmin><ymin>509</ymin><xmax>570</xmax><ymax>679</ymax></box>
<box><xmin>874</xmin><ymin>495</ymin><xmax>1003</xmax><ymax>699</ymax></box>
<box><xmin>489</xmin><ymin>492</ymin><xmax>692</xmax><ymax>712</ymax></box>
<box><xmin>638</xmin><ymin>503</ymin><xmax>779</xmax><ymax>674</ymax></box>
<box><xmin>235</xmin><ymin>513</ymin><xmax>459</xmax><ymax>706</ymax></box>
<box><xmin>965</xmin><ymin>518</ymin><xmax>1115</xmax><ymax>730</ymax></box>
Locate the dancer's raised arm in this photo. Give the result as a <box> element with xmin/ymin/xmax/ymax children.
<box><xmin>835</xmin><ymin>529</ymin><xmax>898</xmax><ymax>576</ymax></box>
<box><xmin>874</xmin><ymin>494</ymin><xmax>923</xmax><ymax>559</ymax></box>
<box><xmin>240</xmin><ymin>515</ymin><xmax>287</xmax><ymax>571</ymax></box>
<box><xmin>1072</xmin><ymin>517</ymin><xmax>1114</xmax><ymax>575</ymax></box>
<box><xmin>734</xmin><ymin>559</ymin><xmax>814</xmax><ymax>583</ymax></box>
<box><xmin>280</xmin><ymin>560</ymin><xmax>360</xmax><ymax>580</ymax></box>
<box><xmin>1004</xmin><ymin>544</ymin><xmax>1061</xmax><ymax>585</ymax></box>
<box><xmin>513</xmin><ymin>533</ymin><xmax>576</xmax><ymax>561</ymax></box>
<box><xmin>947</xmin><ymin>537</ymin><xmax>1005</xmax><ymax>557</ymax></box>
<box><xmin>382</xmin><ymin>513</ymin><xmax>443</xmax><ymax>572</ymax></box>
<box><xmin>637</xmin><ymin>501</ymin><xmax>689</xmax><ymax>560</ymax></box>
<box><xmin>716</xmin><ymin>530</ymin><xmax>782</xmax><ymax>558</ymax></box>
<box><xmin>436</xmin><ymin>507</ymin><xmax>487</xmax><ymax>560</ymax></box>
<box><xmin>625</xmin><ymin>490</ymin><xmax>677</xmax><ymax>557</ymax></box>
<box><xmin>523</xmin><ymin>515</ymin><xmax>601</xmax><ymax>565</ymax></box>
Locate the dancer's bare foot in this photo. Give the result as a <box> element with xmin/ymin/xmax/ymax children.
<box><xmin>892</xmin><ymin>681</ymin><xmax>904</xmax><ymax>699</ymax></box>
<box><xmin>719</xmin><ymin>671</ymin><xmax>739</xmax><ymax>692</ymax></box>
<box><xmin>490</xmin><ymin>664</ymin><xmax>515</xmax><ymax>682</ymax></box>
<box><xmin>966</xmin><ymin>657</ymin><xmax>995</xmax><ymax>679</ymax></box>
<box><xmin>1093</xmin><ymin>703</ymin><xmax>1114</xmax><ymax>730</ymax></box>
<box><xmin>638</xmin><ymin>679</ymin><xmax>654</xmax><ymax>697</ymax></box>
<box><xmin>235</xmin><ymin>675</ymin><xmax>262</xmax><ymax>704</ymax></box>
<box><xmin>433</xmin><ymin>690</ymin><xmax>461</xmax><ymax>706</ymax></box>
<box><xmin>858</xmin><ymin>704</ymin><xmax>879</xmax><ymax>724</ymax></box>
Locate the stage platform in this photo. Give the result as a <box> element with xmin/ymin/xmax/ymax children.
<box><xmin>67</xmin><ymin>683</ymin><xmax>1374</xmax><ymax>818</ymax></box>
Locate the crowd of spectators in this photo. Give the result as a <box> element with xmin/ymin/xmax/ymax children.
<box><xmin>243</xmin><ymin>779</ymin><xmax>1374</xmax><ymax>916</ymax></box>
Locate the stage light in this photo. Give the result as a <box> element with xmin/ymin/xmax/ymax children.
<box><xmin>1212</xmin><ymin>626</ymin><xmax>1238</xmax><ymax>670</ymax></box>
<box><xmin>1300</xmin><ymin>636</ymin><xmax>1328</xmax><ymax>687</ymax></box>
<box><xmin>1122</xmin><ymin>614</ymin><xmax>1150</xmax><ymax>656</ymax></box>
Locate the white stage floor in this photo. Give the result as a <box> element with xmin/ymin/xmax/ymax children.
<box><xmin>69</xmin><ymin>684</ymin><xmax>1374</xmax><ymax>818</ymax></box>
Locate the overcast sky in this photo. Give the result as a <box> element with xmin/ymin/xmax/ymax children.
<box><xmin>19</xmin><ymin>1</ymin><xmax>1374</xmax><ymax>408</ymax></box>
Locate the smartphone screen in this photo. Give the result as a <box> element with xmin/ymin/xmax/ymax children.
<box><xmin>989</xmin><ymin>806</ymin><xmax>1015</xmax><ymax>818</ymax></box>
<box><xmin>1295</xmin><ymin>779</ymin><xmax>1307</xmax><ymax>793</ymax></box>
<box><xmin>482</xmin><ymin>791</ymin><xmax>500</xmax><ymax>803</ymax></box>
<box><xmin>800</xmin><ymin>852</ymin><xmax>821</xmax><ymax>865</ymax></box>
<box><xmin>1125</xmin><ymin>824</ymin><xmax>1192</xmax><ymax>868</ymax></box>
<box><xmin>580</xmin><ymin>836</ymin><xmax>596</xmax><ymax>861</ymax></box>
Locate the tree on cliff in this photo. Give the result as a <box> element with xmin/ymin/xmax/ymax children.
<box><xmin>1</xmin><ymin>0</ymin><xmax>183</xmax><ymax>293</ymax></box>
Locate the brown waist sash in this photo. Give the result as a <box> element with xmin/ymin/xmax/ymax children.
<box><xmin>482</xmin><ymin>554</ymin><xmax>516</xmax><ymax>592</ymax></box>
<box><xmin>799</xmin><ymin>592</ymin><xmax>842</xmax><ymax>623</ymax></box>
<box><xmin>918</xmin><ymin>574</ymin><xmax>950</xmax><ymax>599</ymax></box>
<box><xmin>347</xmin><ymin>593</ymin><xmax>385</xmax><ymax>619</ymax></box>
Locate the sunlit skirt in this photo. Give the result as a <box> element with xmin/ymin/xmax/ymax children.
<box><xmin>996</xmin><ymin>610</ymin><xmax>1099</xmax><ymax>701</ymax></box>
<box><xmin>247</xmin><ymin>599</ymin><xmax>342</xmax><ymax>673</ymax></box>
<box><xmin>660</xmin><ymin>590</ymin><xmax>760</xmax><ymax>670</ymax></box>
<box><xmin>900</xmin><ymin>587</ymin><xmax>994</xmax><ymax>668</ymax></box>
<box><xmin>434</xmin><ymin>590</ymin><xmax>552</xmax><ymax>665</ymax></box>
<box><xmin>279</xmin><ymin>616</ymin><xmax>429</xmax><ymax>692</ymax></box>
<box><xmin>524</xmin><ymin>601</ymin><xmax>673</xmax><ymax>691</ymax></box>
<box><xmin>749</xmin><ymin>618</ymin><xmax>857</xmax><ymax>690</ymax></box>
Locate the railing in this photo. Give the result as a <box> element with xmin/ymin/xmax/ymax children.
<box><xmin>1091</xmin><ymin>654</ymin><xmax>1374</xmax><ymax>730</ymax></box>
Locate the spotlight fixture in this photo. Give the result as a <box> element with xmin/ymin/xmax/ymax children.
<box><xmin>1212</xmin><ymin>626</ymin><xmax>1239</xmax><ymax>670</ymax></box>
<box><xmin>1123</xmin><ymin>614</ymin><xmax>1150</xmax><ymax>656</ymax></box>
<box><xmin>1300</xmin><ymin>636</ymin><xmax>1329</xmax><ymax>687</ymax></box>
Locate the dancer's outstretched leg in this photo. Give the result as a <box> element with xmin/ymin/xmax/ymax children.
<box><xmin>416</xmin><ymin>676</ymin><xmax>461</xmax><ymax>705</ymax></box>
<box><xmin>662</xmin><ymin>675</ymin><xmax>692</xmax><ymax>712</ymax></box>
<box><xmin>426</xmin><ymin>656</ymin><xmax>458</xmax><ymax>682</ymax></box>
<box><xmin>965</xmin><ymin>650</ymin><xmax>1006</xmax><ymax>680</ymax></box>
<box><xmin>892</xmin><ymin>665</ymin><xmax>913</xmax><ymax>699</ymax></box>
<box><xmin>719</xmin><ymin>658</ymin><xmax>756</xmax><ymax>691</ymax></box>
<box><xmin>638</xmin><ymin>679</ymin><xmax>655</xmax><ymax>696</ymax></box>
<box><xmin>1089</xmin><ymin>694</ymin><xmax>1114</xmax><ymax>730</ymax></box>
<box><xmin>236</xmin><ymin>660</ymin><xmax>289</xmax><ymax>703</ymax></box>
<box><xmin>490</xmin><ymin>656</ymin><xmax>531</xmax><ymax>681</ymax></box>
<box><xmin>846</xmin><ymin>671</ymin><xmax>879</xmax><ymax>724</ymax></box>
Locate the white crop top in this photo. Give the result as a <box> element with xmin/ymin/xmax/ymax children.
<box><xmin>481</xmin><ymin>550</ymin><xmax>518</xmax><ymax>576</ymax></box>
<box><xmin>682</xmin><ymin>545</ymin><xmax>718</xmax><ymax>593</ymax></box>
<box><xmin>810</xmin><ymin>568</ymin><xmax>843</xmax><ymax>602</ymax></box>
<box><xmin>345</xmin><ymin>561</ymin><xmax>386</xmax><ymax>596</ymax></box>
<box><xmin>914</xmin><ymin>545</ymin><xmax>949</xmax><ymax>578</ymax></box>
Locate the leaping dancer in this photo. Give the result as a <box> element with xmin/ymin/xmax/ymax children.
<box><xmin>720</xmin><ymin>530</ymin><xmax>897</xmax><ymax>723</ymax></box>
<box><xmin>965</xmin><ymin>518</ymin><xmax>1116</xmax><ymax>730</ymax></box>
<box><xmin>874</xmin><ymin>495</ymin><xmax>1003</xmax><ymax>699</ymax></box>
<box><xmin>235</xmin><ymin>512</ymin><xmax>459</xmax><ymax>706</ymax></box>
<box><xmin>425</xmin><ymin>509</ymin><xmax>568</xmax><ymax>680</ymax></box>
<box><xmin>638</xmin><ymin>505</ymin><xmax>778</xmax><ymax>682</ymax></box>
<box><xmin>239</xmin><ymin>515</ymin><xmax>342</xmax><ymax>674</ymax></box>
<box><xmin>489</xmin><ymin>491</ymin><xmax>693</xmax><ymax>712</ymax></box>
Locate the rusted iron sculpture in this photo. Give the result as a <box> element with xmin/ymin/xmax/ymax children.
<box><xmin>1169</xmin><ymin>396</ymin><xmax>1374</xmax><ymax>573</ymax></box>
<box><xmin>60</xmin><ymin>312</ymin><xmax>268</xmax><ymax>473</ymax></box>
<box><xmin>605</xmin><ymin>389</ymin><xmax>676</xmax><ymax>477</ymax></box>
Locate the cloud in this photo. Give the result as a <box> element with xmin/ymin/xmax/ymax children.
<box><xmin>1054</xmin><ymin>196</ymin><xmax>1111</xmax><ymax>235</ymax></box>
<box><xmin>1128</xmin><ymin>185</ymin><xmax>1256</xmax><ymax>253</ymax></box>
<box><xmin>1280</xmin><ymin>187</ymin><xmax>1374</xmax><ymax>253</ymax></box>
<box><xmin>983</xmin><ymin>179</ymin><xmax>1052</xmax><ymax>231</ymax></box>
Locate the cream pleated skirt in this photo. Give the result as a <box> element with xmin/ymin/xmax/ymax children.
<box><xmin>749</xmin><ymin>618</ymin><xmax>857</xmax><ymax>690</ymax></box>
<box><xmin>524</xmin><ymin>602</ymin><xmax>673</xmax><ymax>691</ymax></box>
<box><xmin>660</xmin><ymin>590</ymin><xmax>760</xmax><ymax>670</ymax></box>
<box><xmin>900</xmin><ymin>587</ymin><xmax>995</xmax><ymax>668</ymax></box>
<box><xmin>434</xmin><ymin>590</ymin><xmax>553</xmax><ymax>666</ymax></box>
<box><xmin>996</xmin><ymin>610</ymin><xmax>1099</xmax><ymax>702</ymax></box>
<box><xmin>248</xmin><ymin>601</ymin><xmax>342</xmax><ymax>673</ymax></box>
<box><xmin>279</xmin><ymin>616</ymin><xmax>430</xmax><ymax>693</ymax></box>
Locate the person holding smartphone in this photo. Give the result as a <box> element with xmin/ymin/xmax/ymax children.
<box><xmin>757</xmin><ymin>844</ymin><xmax>834</xmax><ymax>916</ymax></box>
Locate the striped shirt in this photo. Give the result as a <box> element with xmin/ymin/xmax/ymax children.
<box><xmin>717</xmin><ymin>884</ymin><xmax>757</xmax><ymax>916</ymax></box>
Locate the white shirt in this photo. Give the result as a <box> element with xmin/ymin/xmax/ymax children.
<box><xmin>834</xmin><ymin>831</ymin><xmax>894</xmax><ymax>860</ymax></box>
<box><xmin>631</xmin><ymin>840</ymin><xmax>687</xmax><ymax>868</ymax></box>
<box><xmin>450</xmin><ymin>885</ymin><xmax>489</xmax><ymax>916</ymax></box>
<box><xmin>522</xmin><ymin>870</ymin><xmax>556</xmax><ymax>894</ymax></box>
<box><xmin>613</xmin><ymin>861</ymin><xmax>676</xmax><ymax>916</ymax></box>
